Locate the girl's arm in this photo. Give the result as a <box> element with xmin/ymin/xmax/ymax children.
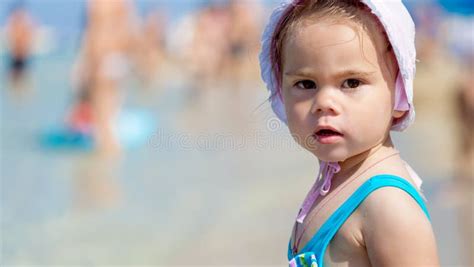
<box><xmin>362</xmin><ymin>187</ymin><xmax>440</xmax><ymax>266</ymax></box>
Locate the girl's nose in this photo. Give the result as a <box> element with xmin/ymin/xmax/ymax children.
<box><xmin>310</xmin><ymin>87</ymin><xmax>340</xmax><ymax>116</ymax></box>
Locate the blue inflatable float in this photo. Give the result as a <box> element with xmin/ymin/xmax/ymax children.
<box><xmin>40</xmin><ymin>109</ymin><xmax>156</xmax><ymax>150</ymax></box>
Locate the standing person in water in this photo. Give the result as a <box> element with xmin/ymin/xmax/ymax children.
<box><xmin>259</xmin><ymin>0</ymin><xmax>439</xmax><ymax>266</ymax></box>
<box><xmin>5</xmin><ymin>2</ymin><xmax>35</xmax><ymax>89</ymax></box>
<box><xmin>72</xmin><ymin>0</ymin><xmax>141</xmax><ymax>155</ymax></box>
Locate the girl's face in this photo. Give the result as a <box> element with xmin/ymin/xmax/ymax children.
<box><xmin>281</xmin><ymin>19</ymin><xmax>403</xmax><ymax>162</ymax></box>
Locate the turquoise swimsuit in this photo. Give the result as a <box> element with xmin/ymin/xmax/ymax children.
<box><xmin>288</xmin><ymin>174</ymin><xmax>431</xmax><ymax>267</ymax></box>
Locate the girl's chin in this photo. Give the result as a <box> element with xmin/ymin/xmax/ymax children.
<box><xmin>310</xmin><ymin>150</ymin><xmax>350</xmax><ymax>163</ymax></box>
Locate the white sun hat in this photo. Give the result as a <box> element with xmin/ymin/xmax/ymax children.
<box><xmin>259</xmin><ymin>0</ymin><xmax>416</xmax><ymax>131</ymax></box>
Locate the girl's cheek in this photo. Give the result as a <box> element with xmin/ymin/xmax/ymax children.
<box><xmin>284</xmin><ymin>98</ymin><xmax>300</xmax><ymax>118</ymax></box>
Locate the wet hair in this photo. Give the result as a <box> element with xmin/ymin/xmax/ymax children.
<box><xmin>269</xmin><ymin>0</ymin><xmax>395</xmax><ymax>100</ymax></box>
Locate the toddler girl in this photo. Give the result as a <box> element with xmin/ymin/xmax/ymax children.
<box><xmin>259</xmin><ymin>0</ymin><xmax>439</xmax><ymax>266</ymax></box>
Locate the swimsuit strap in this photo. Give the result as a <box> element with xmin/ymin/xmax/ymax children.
<box><xmin>288</xmin><ymin>174</ymin><xmax>430</xmax><ymax>266</ymax></box>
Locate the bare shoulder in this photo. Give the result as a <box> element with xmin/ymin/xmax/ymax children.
<box><xmin>359</xmin><ymin>186</ymin><xmax>440</xmax><ymax>266</ymax></box>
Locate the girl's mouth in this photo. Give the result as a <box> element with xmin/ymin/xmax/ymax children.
<box><xmin>313</xmin><ymin>129</ymin><xmax>344</xmax><ymax>144</ymax></box>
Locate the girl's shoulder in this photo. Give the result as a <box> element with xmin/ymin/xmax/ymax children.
<box><xmin>358</xmin><ymin>176</ymin><xmax>428</xmax><ymax>221</ymax></box>
<box><xmin>356</xmin><ymin>178</ymin><xmax>438</xmax><ymax>265</ymax></box>
<box><xmin>356</xmin><ymin>158</ymin><xmax>429</xmax><ymax>224</ymax></box>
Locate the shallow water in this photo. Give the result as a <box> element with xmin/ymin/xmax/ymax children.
<box><xmin>0</xmin><ymin>48</ymin><xmax>469</xmax><ymax>265</ymax></box>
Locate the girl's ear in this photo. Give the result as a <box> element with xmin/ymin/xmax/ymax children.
<box><xmin>386</xmin><ymin>45</ymin><xmax>399</xmax><ymax>83</ymax></box>
<box><xmin>392</xmin><ymin>109</ymin><xmax>406</xmax><ymax>119</ymax></box>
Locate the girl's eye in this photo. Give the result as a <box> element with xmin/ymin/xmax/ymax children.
<box><xmin>342</xmin><ymin>79</ymin><xmax>361</xmax><ymax>89</ymax></box>
<box><xmin>295</xmin><ymin>80</ymin><xmax>316</xmax><ymax>90</ymax></box>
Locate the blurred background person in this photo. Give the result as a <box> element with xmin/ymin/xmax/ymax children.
<box><xmin>4</xmin><ymin>1</ymin><xmax>36</xmax><ymax>91</ymax></box>
<box><xmin>185</xmin><ymin>2</ymin><xmax>230</xmax><ymax>92</ymax></box>
<box><xmin>454</xmin><ymin>55</ymin><xmax>474</xmax><ymax>266</ymax></box>
<box><xmin>70</xmin><ymin>0</ymin><xmax>142</xmax><ymax>156</ymax></box>
<box><xmin>411</xmin><ymin>1</ymin><xmax>473</xmax><ymax>264</ymax></box>
<box><xmin>442</xmin><ymin>3</ymin><xmax>474</xmax><ymax>264</ymax></box>
<box><xmin>136</xmin><ymin>8</ymin><xmax>168</xmax><ymax>88</ymax></box>
<box><xmin>223</xmin><ymin>0</ymin><xmax>262</xmax><ymax>89</ymax></box>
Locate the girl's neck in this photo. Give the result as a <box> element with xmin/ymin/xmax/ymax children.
<box><xmin>334</xmin><ymin>136</ymin><xmax>399</xmax><ymax>182</ymax></box>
